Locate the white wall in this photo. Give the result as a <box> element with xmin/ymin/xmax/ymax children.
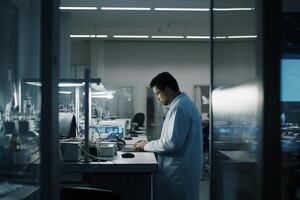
<box><xmin>71</xmin><ymin>40</ymin><xmax>91</xmax><ymax>66</ymax></box>
<box><xmin>72</xmin><ymin>41</ymin><xmax>211</xmax><ymax>115</ymax></box>
<box><xmin>213</xmin><ymin>41</ymin><xmax>257</xmax><ymax>88</ymax></box>
<box><xmin>59</xmin><ymin>12</ymin><xmax>71</xmax><ymax>78</ymax></box>
<box><xmin>71</xmin><ymin>40</ymin><xmax>258</xmax><ymax>115</ymax></box>
<box><xmin>104</xmin><ymin>41</ymin><xmax>210</xmax><ymax>115</ymax></box>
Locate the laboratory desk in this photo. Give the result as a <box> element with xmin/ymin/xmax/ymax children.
<box><xmin>61</xmin><ymin>151</ymin><xmax>158</xmax><ymax>200</ymax></box>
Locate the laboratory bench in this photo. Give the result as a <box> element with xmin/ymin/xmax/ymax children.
<box><xmin>0</xmin><ymin>134</ymin><xmax>157</xmax><ymax>200</ymax></box>
<box><xmin>61</xmin><ymin>151</ymin><xmax>157</xmax><ymax>173</ymax></box>
<box><xmin>61</xmin><ymin>134</ymin><xmax>158</xmax><ymax>200</ymax></box>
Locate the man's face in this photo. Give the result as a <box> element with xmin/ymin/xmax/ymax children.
<box><xmin>153</xmin><ymin>86</ymin><xmax>170</xmax><ymax>106</ymax></box>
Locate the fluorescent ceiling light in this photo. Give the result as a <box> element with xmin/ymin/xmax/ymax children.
<box><xmin>90</xmin><ymin>90</ymin><xmax>115</xmax><ymax>99</ymax></box>
<box><xmin>213</xmin><ymin>8</ymin><xmax>254</xmax><ymax>11</ymax></box>
<box><xmin>26</xmin><ymin>82</ymin><xmax>42</xmax><ymax>87</ymax></box>
<box><xmin>151</xmin><ymin>36</ymin><xmax>184</xmax><ymax>39</ymax></box>
<box><xmin>58</xmin><ymin>83</ymin><xmax>84</xmax><ymax>87</ymax></box>
<box><xmin>70</xmin><ymin>35</ymin><xmax>90</xmax><ymax>38</ymax></box>
<box><xmin>96</xmin><ymin>35</ymin><xmax>108</xmax><ymax>38</ymax></box>
<box><xmin>227</xmin><ymin>35</ymin><xmax>258</xmax><ymax>39</ymax></box>
<box><xmin>101</xmin><ymin>7</ymin><xmax>151</xmax><ymax>11</ymax></box>
<box><xmin>59</xmin><ymin>91</ymin><xmax>72</xmax><ymax>95</ymax></box>
<box><xmin>70</xmin><ymin>35</ymin><xmax>108</xmax><ymax>38</ymax></box>
<box><xmin>154</xmin><ymin>8</ymin><xmax>209</xmax><ymax>11</ymax></box>
<box><xmin>26</xmin><ymin>82</ymin><xmax>84</xmax><ymax>87</ymax></box>
<box><xmin>113</xmin><ymin>35</ymin><xmax>149</xmax><ymax>38</ymax></box>
<box><xmin>91</xmin><ymin>91</ymin><xmax>115</xmax><ymax>96</ymax></box>
<box><xmin>213</xmin><ymin>36</ymin><xmax>227</xmax><ymax>39</ymax></box>
<box><xmin>92</xmin><ymin>94</ymin><xmax>114</xmax><ymax>99</ymax></box>
<box><xmin>59</xmin><ymin>7</ymin><xmax>97</xmax><ymax>10</ymax></box>
<box><xmin>91</xmin><ymin>92</ymin><xmax>108</xmax><ymax>95</ymax></box>
<box><xmin>186</xmin><ymin>36</ymin><xmax>210</xmax><ymax>39</ymax></box>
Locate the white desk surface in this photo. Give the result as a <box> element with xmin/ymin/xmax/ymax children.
<box><xmin>62</xmin><ymin>134</ymin><xmax>157</xmax><ymax>173</ymax></box>
<box><xmin>62</xmin><ymin>151</ymin><xmax>157</xmax><ymax>173</ymax></box>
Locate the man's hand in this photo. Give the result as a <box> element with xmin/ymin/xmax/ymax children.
<box><xmin>133</xmin><ymin>140</ymin><xmax>148</xmax><ymax>151</ymax></box>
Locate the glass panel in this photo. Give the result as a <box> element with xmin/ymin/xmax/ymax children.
<box><xmin>0</xmin><ymin>0</ymin><xmax>40</xmax><ymax>198</ymax></box>
<box><xmin>280</xmin><ymin>10</ymin><xmax>300</xmax><ymax>198</ymax></box>
<box><xmin>211</xmin><ymin>0</ymin><xmax>259</xmax><ymax>199</ymax></box>
<box><xmin>59</xmin><ymin>1</ymin><xmax>210</xmax><ymax>199</ymax></box>
<box><xmin>280</xmin><ymin>54</ymin><xmax>300</xmax><ymax>200</ymax></box>
<box><xmin>106</xmin><ymin>87</ymin><xmax>134</xmax><ymax>119</ymax></box>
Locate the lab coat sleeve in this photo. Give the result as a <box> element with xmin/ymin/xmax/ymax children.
<box><xmin>144</xmin><ymin>107</ymin><xmax>189</xmax><ymax>153</ymax></box>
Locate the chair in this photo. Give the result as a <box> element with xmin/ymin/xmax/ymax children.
<box><xmin>59</xmin><ymin>112</ymin><xmax>77</xmax><ymax>138</ymax></box>
<box><xmin>131</xmin><ymin>113</ymin><xmax>145</xmax><ymax>130</ymax></box>
<box><xmin>61</xmin><ymin>186</ymin><xmax>121</xmax><ymax>200</ymax></box>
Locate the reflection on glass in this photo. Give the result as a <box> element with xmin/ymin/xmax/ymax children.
<box><xmin>0</xmin><ymin>0</ymin><xmax>40</xmax><ymax>198</ymax></box>
<box><xmin>212</xmin><ymin>0</ymin><xmax>258</xmax><ymax>199</ymax></box>
<box><xmin>212</xmin><ymin>81</ymin><xmax>260</xmax><ymax>200</ymax></box>
<box><xmin>280</xmin><ymin>54</ymin><xmax>300</xmax><ymax>200</ymax></box>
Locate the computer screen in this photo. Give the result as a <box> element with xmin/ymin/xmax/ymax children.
<box><xmin>281</xmin><ymin>54</ymin><xmax>300</xmax><ymax>102</ymax></box>
<box><xmin>96</xmin><ymin>126</ymin><xmax>124</xmax><ymax>138</ymax></box>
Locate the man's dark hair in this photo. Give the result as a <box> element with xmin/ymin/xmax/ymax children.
<box><xmin>150</xmin><ymin>72</ymin><xmax>179</xmax><ymax>92</ymax></box>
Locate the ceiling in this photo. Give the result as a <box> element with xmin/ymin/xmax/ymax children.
<box><xmin>60</xmin><ymin>0</ymin><xmax>256</xmax><ymax>40</ymax></box>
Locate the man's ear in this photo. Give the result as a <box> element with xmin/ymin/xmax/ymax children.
<box><xmin>165</xmin><ymin>86</ymin><xmax>172</xmax><ymax>95</ymax></box>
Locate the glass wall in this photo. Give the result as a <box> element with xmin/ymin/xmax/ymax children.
<box><xmin>58</xmin><ymin>1</ymin><xmax>210</xmax><ymax>199</ymax></box>
<box><xmin>211</xmin><ymin>0</ymin><xmax>282</xmax><ymax>199</ymax></box>
<box><xmin>0</xmin><ymin>0</ymin><xmax>41</xmax><ymax>198</ymax></box>
<box><xmin>280</xmin><ymin>3</ymin><xmax>300</xmax><ymax>199</ymax></box>
<box><xmin>60</xmin><ymin>0</ymin><xmax>210</xmax><ymax>128</ymax></box>
<box><xmin>211</xmin><ymin>0</ymin><xmax>260</xmax><ymax>199</ymax></box>
<box><xmin>280</xmin><ymin>54</ymin><xmax>300</xmax><ymax>200</ymax></box>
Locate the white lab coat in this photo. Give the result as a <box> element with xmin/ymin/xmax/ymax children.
<box><xmin>144</xmin><ymin>93</ymin><xmax>203</xmax><ymax>200</ymax></box>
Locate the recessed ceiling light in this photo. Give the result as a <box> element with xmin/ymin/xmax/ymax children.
<box><xmin>96</xmin><ymin>35</ymin><xmax>108</xmax><ymax>38</ymax></box>
<box><xmin>26</xmin><ymin>82</ymin><xmax>42</xmax><ymax>87</ymax></box>
<box><xmin>70</xmin><ymin>35</ymin><xmax>90</xmax><ymax>38</ymax></box>
<box><xmin>227</xmin><ymin>35</ymin><xmax>258</xmax><ymax>39</ymax></box>
<box><xmin>113</xmin><ymin>35</ymin><xmax>149</xmax><ymax>38</ymax></box>
<box><xmin>59</xmin><ymin>7</ymin><xmax>97</xmax><ymax>10</ymax></box>
<box><xmin>213</xmin><ymin>8</ymin><xmax>255</xmax><ymax>11</ymax></box>
<box><xmin>154</xmin><ymin>8</ymin><xmax>209</xmax><ymax>11</ymax></box>
<box><xmin>213</xmin><ymin>36</ymin><xmax>227</xmax><ymax>39</ymax></box>
<box><xmin>186</xmin><ymin>36</ymin><xmax>210</xmax><ymax>39</ymax></box>
<box><xmin>151</xmin><ymin>36</ymin><xmax>184</xmax><ymax>39</ymax></box>
<box><xmin>58</xmin><ymin>83</ymin><xmax>84</xmax><ymax>87</ymax></box>
<box><xmin>26</xmin><ymin>82</ymin><xmax>85</xmax><ymax>87</ymax></box>
<box><xmin>101</xmin><ymin>7</ymin><xmax>151</xmax><ymax>11</ymax></box>
<box><xmin>59</xmin><ymin>91</ymin><xmax>72</xmax><ymax>95</ymax></box>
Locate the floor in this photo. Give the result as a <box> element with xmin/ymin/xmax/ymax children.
<box><xmin>199</xmin><ymin>158</ymin><xmax>210</xmax><ymax>200</ymax></box>
<box><xmin>200</xmin><ymin>176</ymin><xmax>210</xmax><ymax>200</ymax></box>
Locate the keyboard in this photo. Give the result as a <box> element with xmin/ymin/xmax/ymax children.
<box><xmin>122</xmin><ymin>146</ymin><xmax>139</xmax><ymax>152</ymax></box>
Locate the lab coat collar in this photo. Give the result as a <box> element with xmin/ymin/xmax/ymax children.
<box><xmin>169</xmin><ymin>92</ymin><xmax>185</xmax><ymax>109</ymax></box>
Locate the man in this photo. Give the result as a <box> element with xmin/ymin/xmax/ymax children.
<box><xmin>134</xmin><ymin>72</ymin><xmax>203</xmax><ymax>200</ymax></box>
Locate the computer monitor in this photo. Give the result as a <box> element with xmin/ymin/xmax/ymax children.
<box><xmin>280</xmin><ymin>54</ymin><xmax>300</xmax><ymax>124</ymax></box>
<box><xmin>96</xmin><ymin>126</ymin><xmax>124</xmax><ymax>138</ymax></box>
<box><xmin>59</xmin><ymin>112</ymin><xmax>76</xmax><ymax>138</ymax></box>
<box><xmin>281</xmin><ymin>54</ymin><xmax>300</xmax><ymax>102</ymax></box>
